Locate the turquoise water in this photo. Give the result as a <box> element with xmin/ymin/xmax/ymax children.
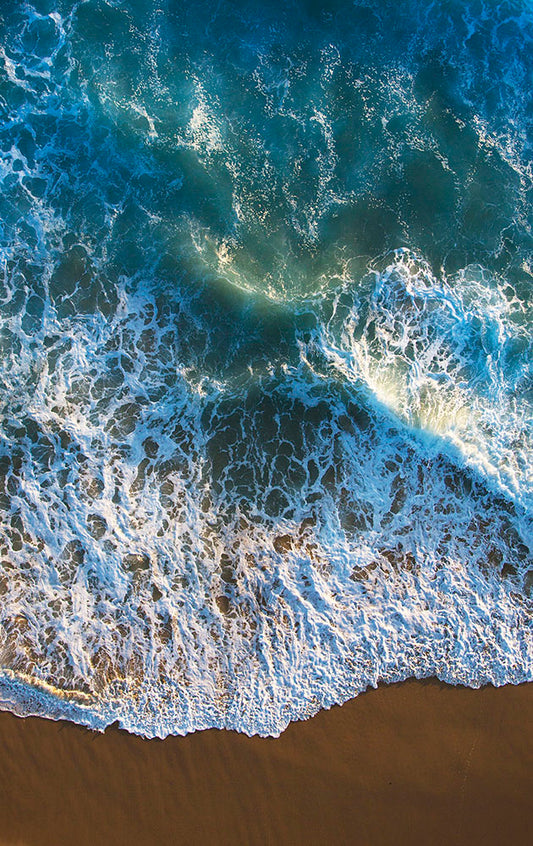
<box><xmin>0</xmin><ymin>0</ymin><xmax>531</xmax><ymax>736</ymax></box>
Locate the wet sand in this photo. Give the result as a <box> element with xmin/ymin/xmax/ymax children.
<box><xmin>0</xmin><ymin>679</ymin><xmax>531</xmax><ymax>846</ymax></box>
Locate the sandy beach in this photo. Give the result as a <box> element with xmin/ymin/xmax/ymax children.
<box><xmin>0</xmin><ymin>679</ymin><xmax>531</xmax><ymax>846</ymax></box>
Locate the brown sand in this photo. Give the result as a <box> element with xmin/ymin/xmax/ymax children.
<box><xmin>0</xmin><ymin>679</ymin><xmax>531</xmax><ymax>846</ymax></box>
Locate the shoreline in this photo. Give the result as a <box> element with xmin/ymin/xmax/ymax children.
<box><xmin>0</xmin><ymin>678</ymin><xmax>531</xmax><ymax>845</ymax></box>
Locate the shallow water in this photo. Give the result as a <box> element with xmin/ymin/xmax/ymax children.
<box><xmin>0</xmin><ymin>0</ymin><xmax>531</xmax><ymax>736</ymax></box>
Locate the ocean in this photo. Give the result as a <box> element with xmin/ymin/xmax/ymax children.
<box><xmin>0</xmin><ymin>0</ymin><xmax>531</xmax><ymax>737</ymax></box>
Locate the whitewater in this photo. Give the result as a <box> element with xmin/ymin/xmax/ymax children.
<box><xmin>0</xmin><ymin>0</ymin><xmax>531</xmax><ymax>737</ymax></box>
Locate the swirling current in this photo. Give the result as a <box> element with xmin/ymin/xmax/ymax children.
<box><xmin>0</xmin><ymin>0</ymin><xmax>532</xmax><ymax>736</ymax></box>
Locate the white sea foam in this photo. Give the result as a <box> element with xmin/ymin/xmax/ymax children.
<box><xmin>0</xmin><ymin>260</ymin><xmax>531</xmax><ymax>737</ymax></box>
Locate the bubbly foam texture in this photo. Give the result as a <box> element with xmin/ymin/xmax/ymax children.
<box><xmin>0</xmin><ymin>0</ymin><xmax>531</xmax><ymax>736</ymax></box>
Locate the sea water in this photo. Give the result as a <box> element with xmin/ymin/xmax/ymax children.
<box><xmin>0</xmin><ymin>0</ymin><xmax>531</xmax><ymax>737</ymax></box>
